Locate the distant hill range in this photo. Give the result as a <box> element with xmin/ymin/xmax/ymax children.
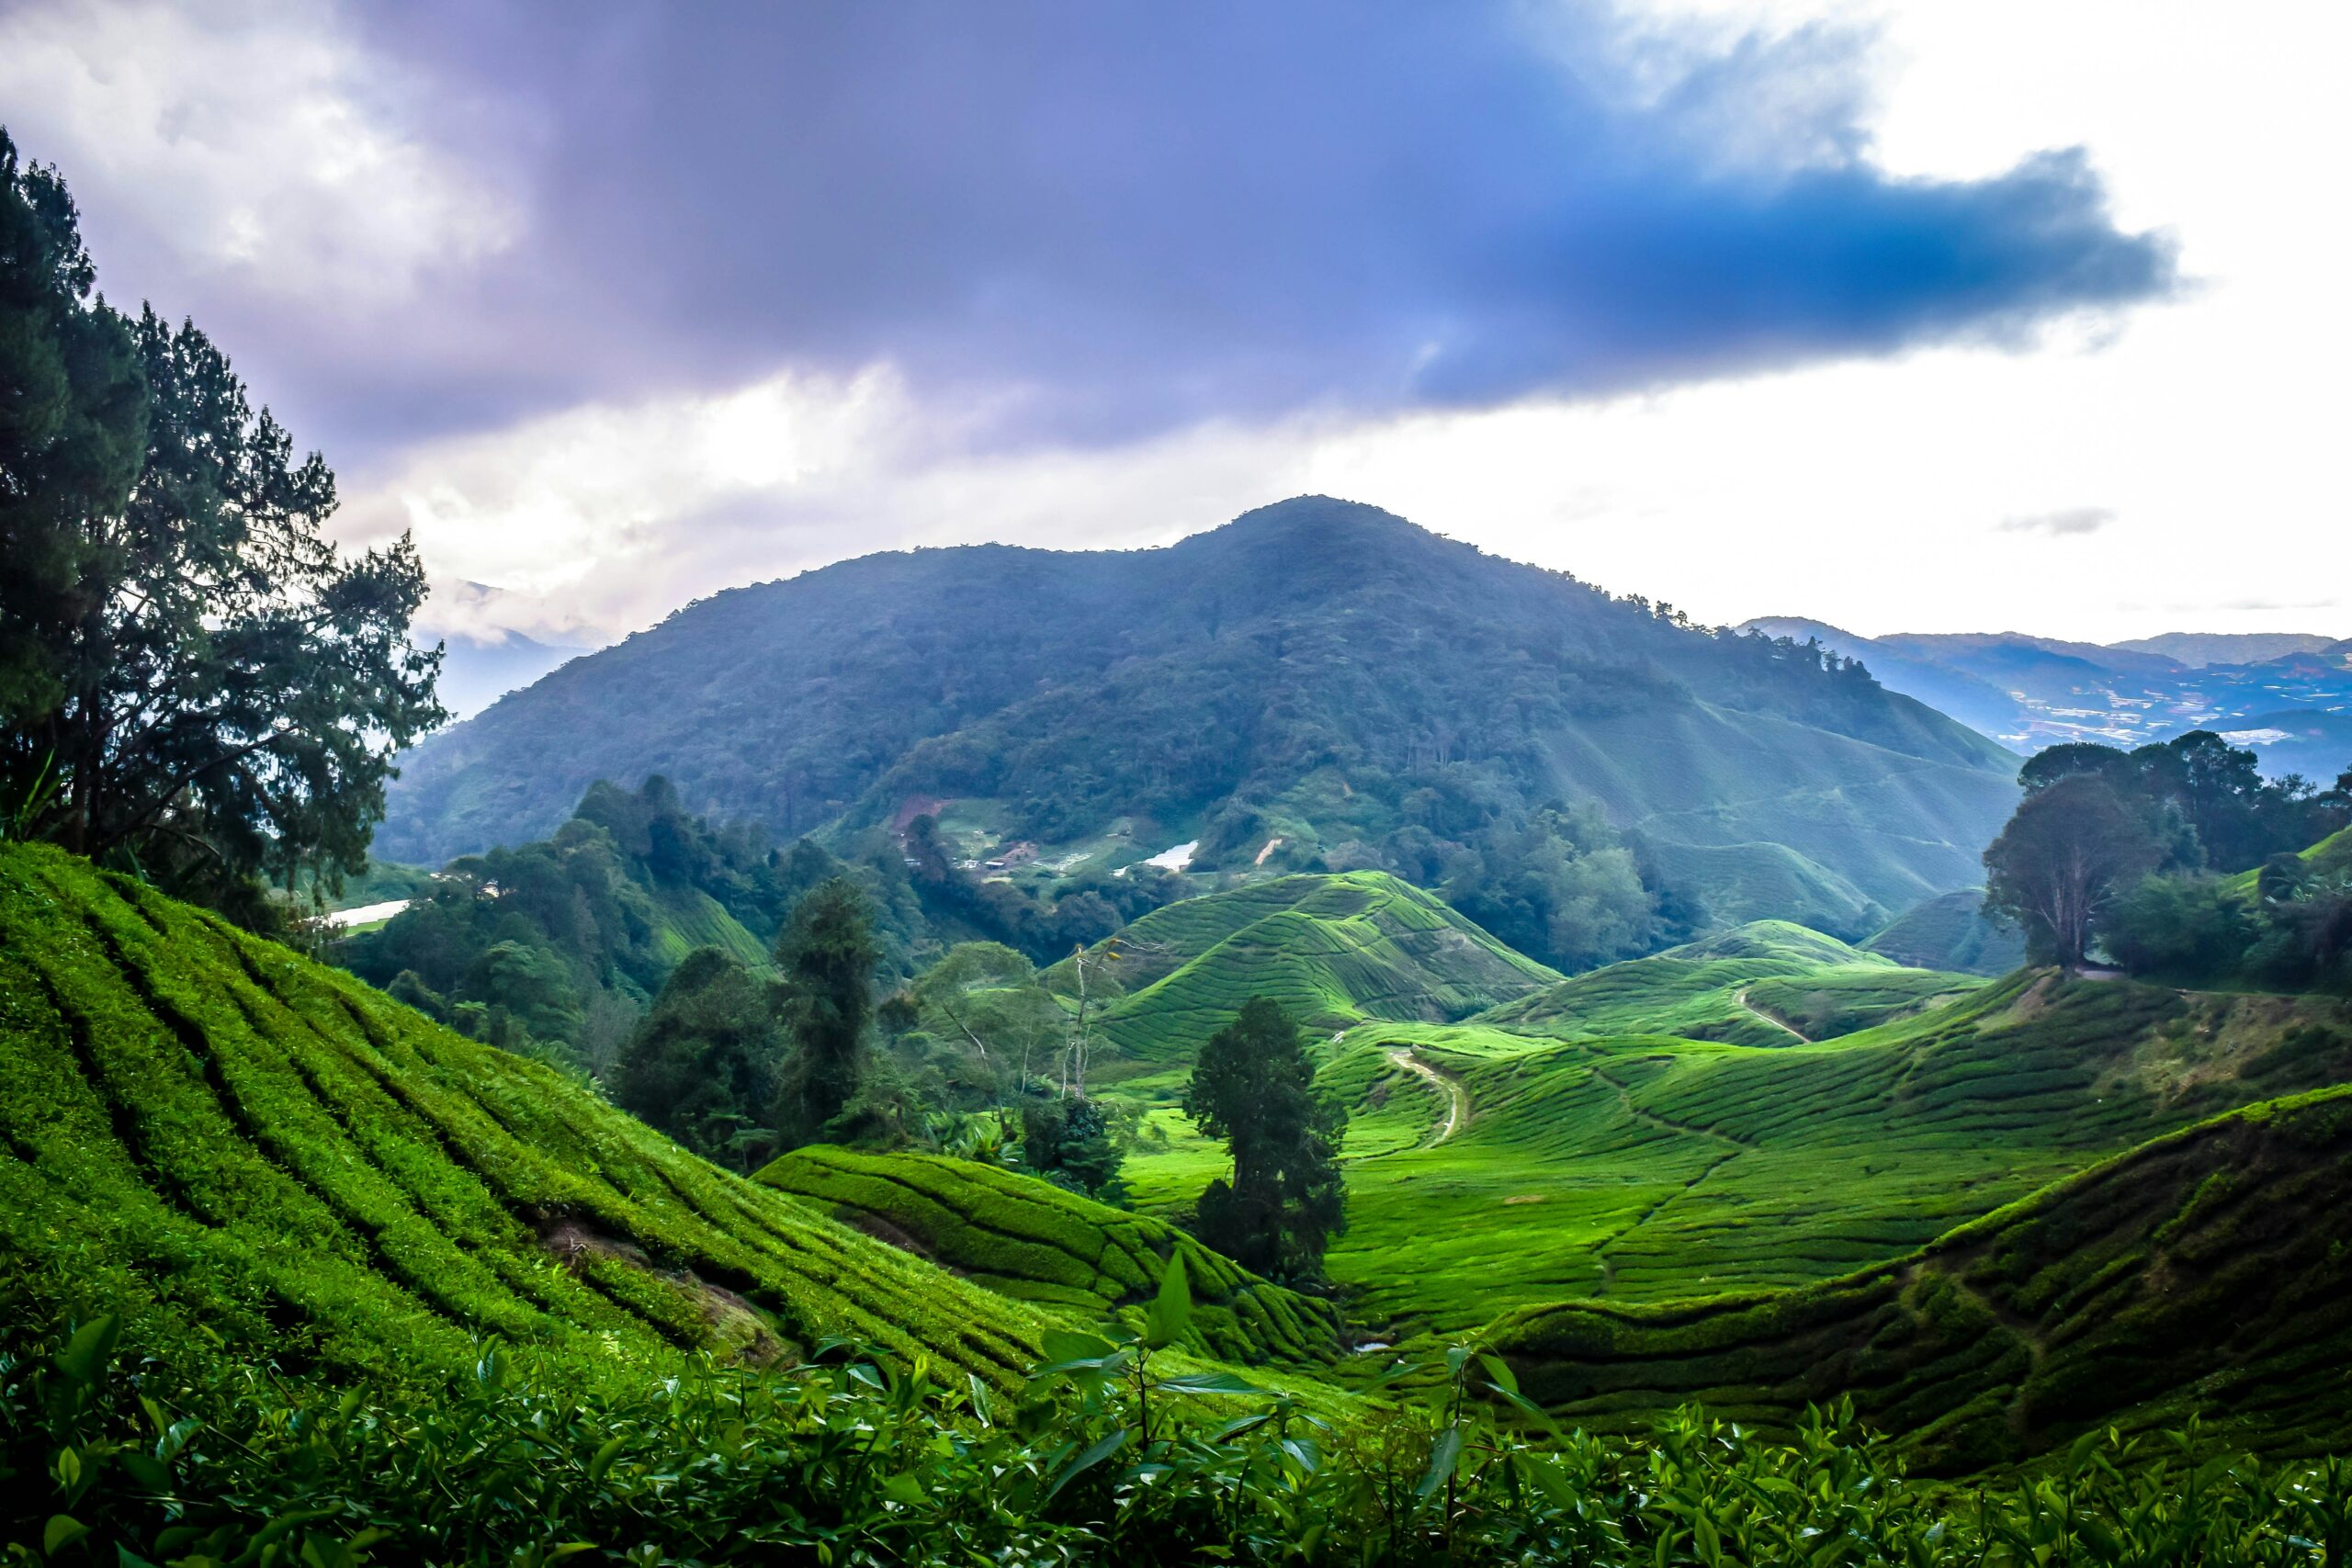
<box><xmin>380</xmin><ymin>498</ymin><xmax>2024</xmax><ymax>934</ymax></box>
<box><xmin>421</xmin><ymin>628</ymin><xmax>590</xmax><ymax>721</ymax></box>
<box><xmin>1742</xmin><ymin>617</ymin><xmax>2352</xmax><ymax>782</ymax></box>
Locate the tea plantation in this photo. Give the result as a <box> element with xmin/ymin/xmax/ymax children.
<box><xmin>1125</xmin><ymin>946</ymin><xmax>2352</xmax><ymax>1342</ymax></box>
<box><xmin>1489</xmin><ymin>1082</ymin><xmax>2352</xmax><ymax>1472</ymax></box>
<box><xmin>758</xmin><ymin>1145</ymin><xmax>1341</xmax><ymax>1365</ymax></box>
<box><xmin>0</xmin><ymin>841</ymin><xmax>1049</xmax><ymax>1389</ymax></box>
<box><xmin>1047</xmin><ymin>871</ymin><xmax>1560</xmax><ymax>1086</ymax></box>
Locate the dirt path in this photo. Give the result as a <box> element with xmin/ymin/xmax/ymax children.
<box><xmin>1386</xmin><ymin>1049</ymin><xmax>1465</xmax><ymax>1145</ymax></box>
<box><xmin>1734</xmin><ymin>987</ymin><xmax>1811</xmax><ymax>1043</ymax></box>
<box><xmin>1588</xmin><ymin>1066</ymin><xmax>1756</xmax><ymax>1148</ymax></box>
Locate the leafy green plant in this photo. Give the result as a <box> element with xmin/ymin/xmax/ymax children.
<box><xmin>14</xmin><ymin>1309</ymin><xmax>2352</xmax><ymax>1566</ymax></box>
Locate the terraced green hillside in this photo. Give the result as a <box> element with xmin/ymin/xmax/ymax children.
<box><xmin>1862</xmin><ymin>887</ymin><xmax>2025</xmax><ymax>976</ymax></box>
<box><xmin>1478</xmin><ymin>920</ymin><xmax>1978</xmax><ymax>1045</ymax></box>
<box><xmin>1125</xmin><ymin>960</ymin><xmax>2352</xmax><ymax>1343</ymax></box>
<box><xmin>759</xmin><ymin>1146</ymin><xmax>1340</xmax><ymax>1365</ymax></box>
<box><xmin>1052</xmin><ymin>872</ymin><xmax>1559</xmax><ymax>1085</ymax></box>
<box><xmin>0</xmin><ymin>843</ymin><xmax>1049</xmax><ymax>1388</ymax></box>
<box><xmin>1489</xmin><ymin>1084</ymin><xmax>2352</xmax><ymax>1472</ymax></box>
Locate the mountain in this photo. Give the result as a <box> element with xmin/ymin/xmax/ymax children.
<box><xmin>0</xmin><ymin>841</ymin><xmax>1048</xmax><ymax>1387</ymax></box>
<box><xmin>1740</xmin><ymin>618</ymin><xmax>2352</xmax><ymax>774</ymax></box>
<box><xmin>2112</xmin><ymin>631</ymin><xmax>2341</xmax><ymax>667</ymax></box>
<box><xmin>381</xmin><ymin>499</ymin><xmax>2023</xmax><ymax>933</ymax></box>
<box><xmin>1738</xmin><ymin>616</ymin><xmax>2033</xmax><ymax>743</ymax></box>
<box><xmin>423</xmin><ymin>629</ymin><xmax>590</xmax><ymax>721</ymax></box>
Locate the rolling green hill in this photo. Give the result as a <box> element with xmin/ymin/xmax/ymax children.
<box><xmin>1124</xmin><ymin>946</ymin><xmax>2352</xmax><ymax>1345</ymax></box>
<box><xmin>379</xmin><ymin>499</ymin><xmax>2020</xmax><ymax>932</ymax></box>
<box><xmin>1048</xmin><ymin>871</ymin><xmax>1559</xmax><ymax>1086</ymax></box>
<box><xmin>0</xmin><ymin>842</ymin><xmax>1051</xmax><ymax>1388</ymax></box>
<box><xmin>1476</xmin><ymin>919</ymin><xmax>1979</xmax><ymax>1045</ymax></box>
<box><xmin>758</xmin><ymin>1145</ymin><xmax>1340</xmax><ymax>1366</ymax></box>
<box><xmin>1863</xmin><ymin>887</ymin><xmax>2026</xmax><ymax>976</ymax></box>
<box><xmin>1488</xmin><ymin>1083</ymin><xmax>2352</xmax><ymax>1472</ymax></box>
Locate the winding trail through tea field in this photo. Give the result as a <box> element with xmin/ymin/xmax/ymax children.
<box><xmin>1735</xmin><ymin>987</ymin><xmax>1812</xmax><ymax>1043</ymax></box>
<box><xmin>1386</xmin><ymin>1049</ymin><xmax>1465</xmax><ymax>1145</ymax></box>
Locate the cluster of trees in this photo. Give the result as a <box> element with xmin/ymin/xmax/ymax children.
<box><xmin>1982</xmin><ymin>730</ymin><xmax>2351</xmax><ymax>987</ymax></box>
<box><xmin>341</xmin><ymin>784</ymin><xmax>1177</xmax><ymax>1074</ymax></box>
<box><xmin>342</xmin><ymin>778</ymin><xmax>842</xmax><ymax>1068</ymax></box>
<box><xmin>604</xmin><ymin>869</ymin><xmax>1146</xmax><ymax>1187</ymax></box>
<box><xmin>1</xmin><ymin>130</ymin><xmax>440</xmax><ymax>923</ymax></box>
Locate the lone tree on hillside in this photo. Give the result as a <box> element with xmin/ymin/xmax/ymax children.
<box><xmin>0</xmin><ymin>130</ymin><xmax>442</xmax><ymax>921</ymax></box>
<box><xmin>1184</xmin><ymin>997</ymin><xmax>1347</xmax><ymax>1280</ymax></box>
<box><xmin>774</xmin><ymin>876</ymin><xmax>880</xmax><ymax>1143</ymax></box>
<box><xmin>1983</xmin><ymin>775</ymin><xmax>2165</xmax><ymax>972</ymax></box>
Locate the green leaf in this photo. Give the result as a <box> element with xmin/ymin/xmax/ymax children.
<box><xmin>588</xmin><ymin>1434</ymin><xmax>628</xmax><ymax>1485</ymax></box>
<box><xmin>1416</xmin><ymin>1427</ymin><xmax>1464</xmax><ymax>1502</ymax></box>
<box><xmin>119</xmin><ymin>1451</ymin><xmax>170</xmax><ymax>1492</ymax></box>
<box><xmin>1485</xmin><ymin>1381</ymin><xmax>1558</xmax><ymax>1431</ymax></box>
<box><xmin>1152</xmin><ymin>1371</ymin><xmax>1265</xmax><ymax>1397</ymax></box>
<box><xmin>1046</xmin><ymin>1427</ymin><xmax>1133</xmax><ymax>1503</ymax></box>
<box><xmin>56</xmin><ymin>1315</ymin><xmax>119</xmax><ymax>1385</ymax></box>
<box><xmin>1477</xmin><ymin>1353</ymin><xmax>1519</xmax><ymax>1396</ymax></box>
<box><xmin>44</xmin><ymin>1515</ymin><xmax>89</xmax><ymax>1555</ymax></box>
<box><xmin>1028</xmin><ymin>1352</ymin><xmax>1124</xmax><ymax>1382</ymax></box>
<box><xmin>1145</xmin><ymin>1253</ymin><xmax>1193</xmax><ymax>1349</ymax></box>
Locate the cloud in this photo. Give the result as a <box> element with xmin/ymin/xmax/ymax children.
<box><xmin>336</xmin><ymin>364</ymin><xmax>1323</xmax><ymax>641</ymax></box>
<box><xmin>2000</xmin><ymin>505</ymin><xmax>2114</xmax><ymax>536</ymax></box>
<box><xmin>0</xmin><ymin>0</ymin><xmax>515</xmax><ymax>305</ymax></box>
<box><xmin>4</xmin><ymin>0</ymin><xmax>2174</xmax><ymax>466</ymax></box>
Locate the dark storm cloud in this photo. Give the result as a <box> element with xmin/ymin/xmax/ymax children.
<box><xmin>74</xmin><ymin>1</ymin><xmax>2184</xmax><ymax>462</ymax></box>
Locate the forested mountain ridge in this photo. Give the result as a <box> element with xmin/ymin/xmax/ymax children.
<box><xmin>381</xmin><ymin>499</ymin><xmax>2018</xmax><ymax>933</ymax></box>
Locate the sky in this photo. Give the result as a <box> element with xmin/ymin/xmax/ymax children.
<box><xmin>4</xmin><ymin>0</ymin><xmax>2344</xmax><ymax>649</ymax></box>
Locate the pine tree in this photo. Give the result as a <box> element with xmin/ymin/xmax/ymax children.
<box><xmin>775</xmin><ymin>876</ymin><xmax>879</xmax><ymax>1142</ymax></box>
<box><xmin>1184</xmin><ymin>997</ymin><xmax>1346</xmax><ymax>1280</ymax></box>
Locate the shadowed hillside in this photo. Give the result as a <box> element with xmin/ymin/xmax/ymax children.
<box><xmin>1863</xmin><ymin>888</ymin><xmax>2025</xmax><ymax>976</ymax></box>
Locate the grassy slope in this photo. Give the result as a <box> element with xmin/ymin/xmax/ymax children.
<box><xmin>1477</xmin><ymin>920</ymin><xmax>1980</xmax><ymax>1046</ymax></box>
<box><xmin>1055</xmin><ymin>872</ymin><xmax>1559</xmax><ymax>1088</ymax></box>
<box><xmin>1489</xmin><ymin>1084</ymin><xmax>2352</xmax><ymax>1472</ymax></box>
<box><xmin>0</xmin><ymin>843</ymin><xmax>1049</xmax><ymax>1389</ymax></box>
<box><xmin>1863</xmin><ymin>888</ymin><xmax>2026</xmax><ymax>976</ymax></box>
<box><xmin>758</xmin><ymin>1146</ymin><xmax>1340</xmax><ymax>1367</ymax></box>
<box><xmin>1125</xmin><ymin>952</ymin><xmax>2352</xmax><ymax>1344</ymax></box>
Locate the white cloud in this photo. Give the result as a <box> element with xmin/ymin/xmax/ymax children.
<box><xmin>1999</xmin><ymin>507</ymin><xmax>2113</xmax><ymax>536</ymax></box>
<box><xmin>0</xmin><ymin>0</ymin><xmax>514</xmax><ymax>306</ymax></box>
<box><xmin>339</xmin><ymin>362</ymin><xmax>1329</xmax><ymax>643</ymax></box>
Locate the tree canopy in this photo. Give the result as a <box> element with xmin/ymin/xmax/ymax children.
<box><xmin>0</xmin><ymin>130</ymin><xmax>440</xmax><ymax>919</ymax></box>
